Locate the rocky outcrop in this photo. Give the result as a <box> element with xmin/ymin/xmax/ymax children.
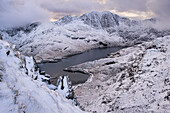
<box><xmin>0</xmin><ymin>33</ymin><xmax>2</xmax><ymax>40</ymax></box>
<box><xmin>56</xmin><ymin>76</ymin><xmax>74</xmax><ymax>99</ymax></box>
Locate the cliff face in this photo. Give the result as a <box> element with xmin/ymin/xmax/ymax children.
<box><xmin>80</xmin><ymin>11</ymin><xmax>120</xmax><ymax>29</ymax></box>
<box><xmin>67</xmin><ymin>36</ymin><xmax>170</xmax><ymax>113</ymax></box>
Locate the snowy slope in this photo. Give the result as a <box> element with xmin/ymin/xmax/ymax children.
<box><xmin>67</xmin><ymin>36</ymin><xmax>170</xmax><ymax>113</ymax></box>
<box><xmin>0</xmin><ymin>40</ymin><xmax>85</xmax><ymax>113</ymax></box>
<box><xmin>1</xmin><ymin>20</ymin><xmax>124</xmax><ymax>63</ymax></box>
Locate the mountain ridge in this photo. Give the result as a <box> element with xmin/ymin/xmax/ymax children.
<box><xmin>56</xmin><ymin>11</ymin><xmax>142</xmax><ymax>29</ymax></box>
<box><xmin>1</xmin><ymin>11</ymin><xmax>170</xmax><ymax>63</ymax></box>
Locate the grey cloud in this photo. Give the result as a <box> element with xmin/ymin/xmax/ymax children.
<box><xmin>0</xmin><ymin>0</ymin><xmax>103</xmax><ymax>28</ymax></box>
<box><xmin>147</xmin><ymin>0</ymin><xmax>170</xmax><ymax>29</ymax></box>
<box><xmin>106</xmin><ymin>0</ymin><xmax>148</xmax><ymax>12</ymax></box>
<box><xmin>0</xmin><ymin>0</ymin><xmax>50</xmax><ymax>28</ymax></box>
<box><xmin>0</xmin><ymin>0</ymin><xmax>170</xmax><ymax>29</ymax></box>
<box><xmin>40</xmin><ymin>0</ymin><xmax>103</xmax><ymax>16</ymax></box>
<box><xmin>104</xmin><ymin>0</ymin><xmax>170</xmax><ymax>29</ymax></box>
<box><xmin>149</xmin><ymin>0</ymin><xmax>170</xmax><ymax>17</ymax></box>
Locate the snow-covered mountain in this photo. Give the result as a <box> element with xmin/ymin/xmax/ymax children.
<box><xmin>1</xmin><ymin>11</ymin><xmax>170</xmax><ymax>63</ymax></box>
<box><xmin>0</xmin><ymin>11</ymin><xmax>170</xmax><ymax>113</ymax></box>
<box><xmin>0</xmin><ymin>39</ymin><xmax>85</xmax><ymax>113</ymax></box>
<box><xmin>80</xmin><ymin>11</ymin><xmax>120</xmax><ymax>29</ymax></box>
<box><xmin>57</xmin><ymin>11</ymin><xmax>138</xmax><ymax>29</ymax></box>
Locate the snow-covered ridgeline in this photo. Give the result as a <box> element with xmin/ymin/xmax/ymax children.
<box><xmin>0</xmin><ymin>40</ymin><xmax>85</xmax><ymax>113</ymax></box>
<box><xmin>57</xmin><ymin>11</ymin><xmax>148</xmax><ymax>29</ymax></box>
<box><xmin>2</xmin><ymin>11</ymin><xmax>169</xmax><ymax>63</ymax></box>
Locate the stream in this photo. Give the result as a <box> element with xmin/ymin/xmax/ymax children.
<box><xmin>38</xmin><ymin>47</ymin><xmax>124</xmax><ymax>85</ymax></box>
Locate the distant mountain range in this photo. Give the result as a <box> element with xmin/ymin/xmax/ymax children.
<box><xmin>1</xmin><ymin>11</ymin><xmax>155</xmax><ymax>34</ymax></box>
<box><xmin>57</xmin><ymin>11</ymin><xmax>155</xmax><ymax>28</ymax></box>
<box><xmin>0</xmin><ymin>11</ymin><xmax>170</xmax><ymax>62</ymax></box>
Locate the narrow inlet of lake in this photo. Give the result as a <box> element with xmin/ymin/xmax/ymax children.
<box><xmin>38</xmin><ymin>47</ymin><xmax>124</xmax><ymax>85</ymax></box>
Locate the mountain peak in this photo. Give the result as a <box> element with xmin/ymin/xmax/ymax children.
<box><xmin>80</xmin><ymin>11</ymin><xmax>120</xmax><ymax>29</ymax></box>
<box><xmin>54</xmin><ymin>11</ymin><xmax>139</xmax><ymax>29</ymax></box>
<box><xmin>84</xmin><ymin>11</ymin><xmax>117</xmax><ymax>16</ymax></box>
<box><xmin>57</xmin><ymin>15</ymin><xmax>73</xmax><ymax>24</ymax></box>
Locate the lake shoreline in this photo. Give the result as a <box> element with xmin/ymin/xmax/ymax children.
<box><xmin>38</xmin><ymin>46</ymin><xmax>125</xmax><ymax>86</ymax></box>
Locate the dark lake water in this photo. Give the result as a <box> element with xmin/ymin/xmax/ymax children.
<box><xmin>38</xmin><ymin>47</ymin><xmax>124</xmax><ymax>85</ymax></box>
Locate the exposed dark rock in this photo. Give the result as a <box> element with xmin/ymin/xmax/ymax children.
<box><xmin>0</xmin><ymin>33</ymin><xmax>2</xmax><ymax>40</ymax></box>
<box><xmin>64</xmin><ymin>47</ymin><xmax>68</xmax><ymax>50</ymax></box>
<box><xmin>32</xmin><ymin>57</ymin><xmax>38</xmax><ymax>71</ymax></box>
<box><xmin>99</xmin><ymin>42</ymin><xmax>107</xmax><ymax>46</ymax></box>
<box><xmin>104</xmin><ymin>61</ymin><xmax>117</xmax><ymax>65</ymax></box>
<box><xmin>72</xmin><ymin>37</ymin><xmax>78</xmax><ymax>40</ymax></box>
<box><xmin>79</xmin><ymin>37</ymin><xmax>86</xmax><ymax>40</ymax></box>
<box><xmin>40</xmin><ymin>71</ymin><xmax>45</xmax><ymax>75</ymax></box>
<box><xmin>164</xmin><ymin>78</ymin><xmax>170</xmax><ymax>86</ymax></box>
<box><xmin>34</xmin><ymin>76</ymin><xmax>38</xmax><ymax>80</ymax></box>
<box><xmin>0</xmin><ymin>73</ymin><xmax>2</xmax><ymax>82</ymax></box>
<box><xmin>6</xmin><ymin>50</ymin><xmax>10</xmax><ymax>56</ymax></box>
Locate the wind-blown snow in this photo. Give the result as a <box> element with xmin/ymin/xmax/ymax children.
<box><xmin>0</xmin><ymin>40</ymin><xmax>85</xmax><ymax>113</ymax></box>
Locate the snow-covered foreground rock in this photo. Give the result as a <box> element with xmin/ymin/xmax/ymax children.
<box><xmin>68</xmin><ymin>36</ymin><xmax>170</xmax><ymax>113</ymax></box>
<box><xmin>0</xmin><ymin>40</ymin><xmax>85</xmax><ymax>113</ymax></box>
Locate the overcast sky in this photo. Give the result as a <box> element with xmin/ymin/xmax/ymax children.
<box><xmin>0</xmin><ymin>0</ymin><xmax>170</xmax><ymax>29</ymax></box>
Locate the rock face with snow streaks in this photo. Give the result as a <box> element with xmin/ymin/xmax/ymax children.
<box><xmin>56</xmin><ymin>76</ymin><xmax>74</xmax><ymax>100</ymax></box>
<box><xmin>80</xmin><ymin>11</ymin><xmax>120</xmax><ymax>29</ymax></box>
